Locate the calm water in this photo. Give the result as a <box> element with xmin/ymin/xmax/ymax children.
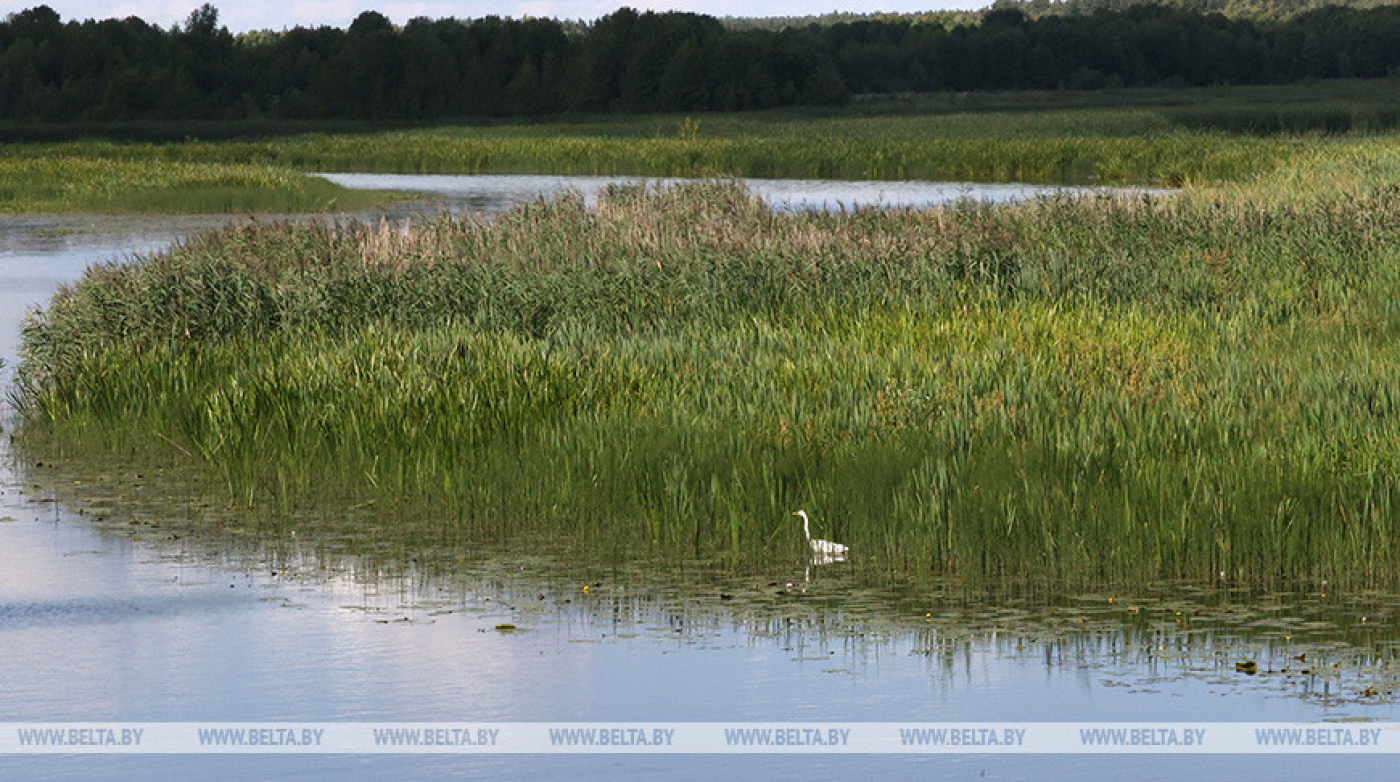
<box><xmin>0</xmin><ymin>178</ymin><xmax>1393</xmax><ymax>780</ymax></box>
<box><xmin>314</xmin><ymin>172</ymin><xmax>1163</xmax><ymax>216</ymax></box>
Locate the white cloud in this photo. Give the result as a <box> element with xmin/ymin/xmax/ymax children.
<box><xmin>513</xmin><ymin>2</ymin><xmax>561</xmax><ymax>19</ymax></box>
<box><xmin>255</xmin><ymin>0</ymin><xmax>361</xmax><ymax>30</ymax></box>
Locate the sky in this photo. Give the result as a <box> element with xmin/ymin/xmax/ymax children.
<box><xmin>20</xmin><ymin>1</ymin><xmax>985</xmax><ymax>33</ymax></box>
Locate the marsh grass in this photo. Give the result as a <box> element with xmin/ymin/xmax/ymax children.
<box><xmin>6</xmin><ymin>104</ymin><xmax>1319</xmax><ymax>188</ymax></box>
<box><xmin>33</xmin><ymin>125</ymin><xmax>1288</xmax><ymax>186</ymax></box>
<box><xmin>18</xmin><ymin>134</ymin><xmax>1400</xmax><ymax>589</ymax></box>
<box><xmin>0</xmin><ymin>154</ymin><xmax>389</xmax><ymax>214</ymax></box>
<box><xmin>10</xmin><ymin>80</ymin><xmax>1400</xmax><ymax>204</ymax></box>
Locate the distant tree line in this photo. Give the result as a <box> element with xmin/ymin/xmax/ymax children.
<box><xmin>3</xmin><ymin>3</ymin><xmax>1400</xmax><ymax>122</ymax></box>
<box><xmin>724</xmin><ymin>0</ymin><xmax>1397</xmax><ymax>32</ymax></box>
<box><xmin>1000</xmin><ymin>0</ymin><xmax>1398</xmax><ymax>23</ymax></box>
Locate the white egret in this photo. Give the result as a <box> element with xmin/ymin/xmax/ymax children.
<box><xmin>792</xmin><ymin>510</ymin><xmax>848</xmax><ymax>562</ymax></box>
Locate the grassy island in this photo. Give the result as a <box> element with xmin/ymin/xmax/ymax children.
<box><xmin>15</xmin><ymin>122</ymin><xmax>1399</xmax><ymax>587</ymax></box>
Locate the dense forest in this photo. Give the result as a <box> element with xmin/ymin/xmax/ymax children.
<box><xmin>726</xmin><ymin>0</ymin><xmax>1400</xmax><ymax>30</ymax></box>
<box><xmin>3</xmin><ymin>2</ymin><xmax>1400</xmax><ymax>122</ymax></box>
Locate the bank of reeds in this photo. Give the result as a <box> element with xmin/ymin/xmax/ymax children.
<box><xmin>0</xmin><ymin>155</ymin><xmax>387</xmax><ymax>213</ymax></box>
<box><xmin>11</xmin><ymin>80</ymin><xmax>1400</xmax><ymax>210</ymax></box>
<box><xmin>17</xmin><ymin>125</ymin><xmax>1291</xmax><ymax>186</ymax></box>
<box><xmin>16</xmin><ymin>145</ymin><xmax>1400</xmax><ymax>588</ymax></box>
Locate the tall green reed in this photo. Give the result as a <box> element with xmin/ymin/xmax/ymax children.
<box><xmin>17</xmin><ymin>148</ymin><xmax>1400</xmax><ymax>588</ymax></box>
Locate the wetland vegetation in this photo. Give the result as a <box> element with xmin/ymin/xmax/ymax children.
<box><xmin>9</xmin><ymin>78</ymin><xmax>1400</xmax><ymax>215</ymax></box>
<box><xmin>15</xmin><ymin>129</ymin><xmax>1400</xmax><ymax>589</ymax></box>
<box><xmin>0</xmin><ymin>153</ymin><xmax>387</xmax><ymax>213</ymax></box>
<box><xmin>6</xmin><ymin>5</ymin><xmax>1400</xmax><ymax>763</ymax></box>
<box><xmin>6</xmin><ymin>77</ymin><xmax>1400</xmax><ymax>219</ymax></box>
<box><xmin>7</xmin><ymin>10</ymin><xmax>1400</xmax><ymax>590</ymax></box>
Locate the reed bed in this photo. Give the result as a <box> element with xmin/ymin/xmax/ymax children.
<box><xmin>10</xmin><ymin>79</ymin><xmax>1399</xmax><ymax>214</ymax></box>
<box><xmin>11</xmin><ymin>79</ymin><xmax>1397</xmax><ymax>218</ymax></box>
<box><xmin>16</xmin><ymin>143</ymin><xmax>1400</xmax><ymax>589</ymax></box>
<box><xmin>23</xmin><ymin>125</ymin><xmax>1292</xmax><ymax>186</ymax></box>
<box><xmin>0</xmin><ymin>154</ymin><xmax>386</xmax><ymax>213</ymax></box>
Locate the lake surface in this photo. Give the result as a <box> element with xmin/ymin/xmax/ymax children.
<box><xmin>314</xmin><ymin>172</ymin><xmax>1164</xmax><ymax>217</ymax></box>
<box><xmin>0</xmin><ymin>177</ymin><xmax>1394</xmax><ymax>780</ymax></box>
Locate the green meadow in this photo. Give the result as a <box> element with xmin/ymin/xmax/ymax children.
<box><xmin>15</xmin><ymin>112</ymin><xmax>1400</xmax><ymax>589</ymax></box>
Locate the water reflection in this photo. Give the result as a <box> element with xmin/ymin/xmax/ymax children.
<box><xmin>12</xmin><ymin>446</ymin><xmax>1399</xmax><ymax>720</ymax></box>
<box><xmin>6</xmin><ymin>413</ymin><xmax>1400</xmax><ymax>781</ymax></box>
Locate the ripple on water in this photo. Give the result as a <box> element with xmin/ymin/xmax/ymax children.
<box><xmin>0</xmin><ymin>593</ymin><xmax>249</xmax><ymax>630</ymax></box>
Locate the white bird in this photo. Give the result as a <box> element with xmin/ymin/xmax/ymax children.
<box><xmin>793</xmin><ymin>510</ymin><xmax>848</xmax><ymax>562</ymax></box>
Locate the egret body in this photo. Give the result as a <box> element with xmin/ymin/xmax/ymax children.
<box><xmin>792</xmin><ymin>510</ymin><xmax>848</xmax><ymax>561</ymax></box>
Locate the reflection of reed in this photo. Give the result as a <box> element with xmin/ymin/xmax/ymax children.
<box><xmin>18</xmin><ymin>444</ymin><xmax>1398</xmax><ymax>711</ymax></box>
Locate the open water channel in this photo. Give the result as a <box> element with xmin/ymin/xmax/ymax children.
<box><xmin>0</xmin><ymin>176</ymin><xmax>1394</xmax><ymax>780</ymax></box>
